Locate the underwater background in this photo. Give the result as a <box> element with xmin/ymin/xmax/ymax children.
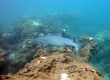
<box><xmin>0</xmin><ymin>0</ymin><xmax>110</xmax><ymax>80</ymax></box>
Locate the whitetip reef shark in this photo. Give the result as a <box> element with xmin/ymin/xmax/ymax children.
<box><xmin>35</xmin><ymin>29</ymin><xmax>92</xmax><ymax>56</ymax></box>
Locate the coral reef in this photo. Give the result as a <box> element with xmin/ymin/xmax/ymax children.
<box><xmin>0</xmin><ymin>14</ymin><xmax>101</xmax><ymax>80</ymax></box>
<box><xmin>0</xmin><ymin>50</ymin><xmax>104</xmax><ymax>80</ymax></box>
<box><xmin>0</xmin><ymin>17</ymin><xmax>62</xmax><ymax>74</ymax></box>
<box><xmin>7</xmin><ymin>34</ymin><xmax>97</xmax><ymax>74</ymax></box>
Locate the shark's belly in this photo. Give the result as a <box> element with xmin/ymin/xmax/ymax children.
<box><xmin>47</xmin><ymin>40</ymin><xmax>64</xmax><ymax>46</ymax></box>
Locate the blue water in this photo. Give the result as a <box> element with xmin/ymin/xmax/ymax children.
<box><xmin>0</xmin><ymin>0</ymin><xmax>110</xmax><ymax>79</ymax></box>
<box><xmin>0</xmin><ymin>0</ymin><xmax>110</xmax><ymax>31</ymax></box>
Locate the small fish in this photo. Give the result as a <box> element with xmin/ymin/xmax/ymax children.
<box><xmin>35</xmin><ymin>29</ymin><xmax>92</xmax><ymax>56</ymax></box>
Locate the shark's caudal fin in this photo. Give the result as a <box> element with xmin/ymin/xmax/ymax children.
<box><xmin>75</xmin><ymin>37</ymin><xmax>92</xmax><ymax>56</ymax></box>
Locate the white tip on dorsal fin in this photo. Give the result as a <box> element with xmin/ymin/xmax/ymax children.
<box><xmin>63</xmin><ymin>29</ymin><xmax>65</xmax><ymax>32</ymax></box>
<box><xmin>58</xmin><ymin>29</ymin><xmax>65</xmax><ymax>37</ymax></box>
<box><xmin>89</xmin><ymin>37</ymin><xmax>93</xmax><ymax>40</ymax></box>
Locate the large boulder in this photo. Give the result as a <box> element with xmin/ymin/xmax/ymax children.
<box><xmin>0</xmin><ymin>50</ymin><xmax>103</xmax><ymax>80</ymax></box>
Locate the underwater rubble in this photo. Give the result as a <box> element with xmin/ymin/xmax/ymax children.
<box><xmin>0</xmin><ymin>49</ymin><xmax>104</xmax><ymax>80</ymax></box>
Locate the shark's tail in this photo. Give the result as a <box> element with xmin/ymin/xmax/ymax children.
<box><xmin>75</xmin><ymin>37</ymin><xmax>93</xmax><ymax>56</ymax></box>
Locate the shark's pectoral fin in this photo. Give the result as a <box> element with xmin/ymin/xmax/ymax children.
<box><xmin>42</xmin><ymin>42</ymin><xmax>48</xmax><ymax>47</ymax></box>
<box><xmin>76</xmin><ymin>47</ymin><xmax>80</xmax><ymax>56</ymax></box>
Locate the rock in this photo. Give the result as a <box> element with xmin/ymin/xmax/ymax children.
<box><xmin>0</xmin><ymin>51</ymin><xmax>104</xmax><ymax>80</ymax></box>
<box><xmin>78</xmin><ymin>36</ymin><xmax>99</xmax><ymax>62</ymax></box>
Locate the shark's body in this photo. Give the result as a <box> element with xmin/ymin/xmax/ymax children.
<box><xmin>35</xmin><ymin>36</ymin><xmax>77</xmax><ymax>47</ymax></box>
<box><xmin>35</xmin><ymin>30</ymin><xmax>92</xmax><ymax>56</ymax></box>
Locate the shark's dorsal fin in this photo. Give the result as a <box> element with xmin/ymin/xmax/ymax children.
<box><xmin>58</xmin><ymin>29</ymin><xmax>65</xmax><ymax>37</ymax></box>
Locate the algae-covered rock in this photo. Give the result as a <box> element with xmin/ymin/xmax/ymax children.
<box><xmin>0</xmin><ymin>50</ymin><xmax>104</xmax><ymax>80</ymax></box>
<box><xmin>75</xmin><ymin>36</ymin><xmax>99</xmax><ymax>62</ymax></box>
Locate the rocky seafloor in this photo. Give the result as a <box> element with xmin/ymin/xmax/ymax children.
<box><xmin>0</xmin><ymin>14</ymin><xmax>107</xmax><ymax>80</ymax></box>
<box><xmin>1</xmin><ymin>49</ymin><xmax>104</xmax><ymax>80</ymax></box>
